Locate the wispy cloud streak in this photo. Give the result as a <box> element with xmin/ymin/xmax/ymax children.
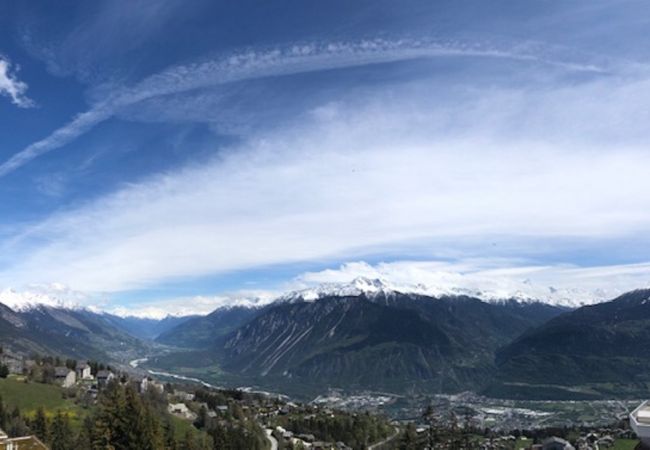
<box><xmin>0</xmin><ymin>38</ymin><xmax>607</xmax><ymax>177</ymax></box>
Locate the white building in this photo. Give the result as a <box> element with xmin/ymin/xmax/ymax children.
<box><xmin>168</xmin><ymin>403</ymin><xmax>197</xmax><ymax>421</ymax></box>
<box><xmin>76</xmin><ymin>362</ymin><xmax>93</xmax><ymax>380</ymax></box>
<box><xmin>139</xmin><ymin>376</ymin><xmax>163</xmax><ymax>394</ymax></box>
<box><xmin>54</xmin><ymin>367</ymin><xmax>76</xmax><ymax>388</ymax></box>
<box><xmin>630</xmin><ymin>401</ymin><xmax>650</xmax><ymax>447</ymax></box>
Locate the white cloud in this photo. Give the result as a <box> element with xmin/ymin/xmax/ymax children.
<box><xmin>8</xmin><ymin>258</ymin><xmax>650</xmax><ymax>317</ymax></box>
<box><xmin>2</xmin><ymin>106</ymin><xmax>650</xmax><ymax>294</ymax></box>
<box><xmin>0</xmin><ymin>57</ymin><xmax>33</xmax><ymax>108</ymax></box>
<box><xmin>2</xmin><ymin>37</ymin><xmax>650</xmax><ymax>302</ymax></box>
<box><xmin>290</xmin><ymin>260</ymin><xmax>650</xmax><ymax>307</ymax></box>
<box><xmin>106</xmin><ymin>290</ymin><xmax>277</xmax><ymax>319</ymax></box>
<box><xmin>0</xmin><ymin>38</ymin><xmax>606</xmax><ymax>177</ymax></box>
<box><xmin>20</xmin><ymin>0</ymin><xmax>188</xmax><ymax>81</ymax></box>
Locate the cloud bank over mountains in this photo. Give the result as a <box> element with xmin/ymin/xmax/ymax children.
<box><xmin>3</xmin><ymin>259</ymin><xmax>650</xmax><ymax>318</ymax></box>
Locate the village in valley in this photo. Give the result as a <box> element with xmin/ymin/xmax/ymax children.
<box><xmin>0</xmin><ymin>346</ymin><xmax>644</xmax><ymax>450</ymax></box>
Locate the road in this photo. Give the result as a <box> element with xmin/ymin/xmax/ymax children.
<box><xmin>129</xmin><ymin>358</ymin><xmax>148</xmax><ymax>368</ymax></box>
<box><xmin>367</xmin><ymin>426</ymin><xmax>400</xmax><ymax>450</ymax></box>
<box><xmin>265</xmin><ymin>429</ymin><xmax>278</xmax><ymax>450</ymax></box>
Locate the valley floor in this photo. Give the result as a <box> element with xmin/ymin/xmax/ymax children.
<box><xmin>136</xmin><ymin>354</ymin><xmax>640</xmax><ymax>431</ymax></box>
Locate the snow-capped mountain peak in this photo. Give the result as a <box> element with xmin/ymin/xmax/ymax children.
<box><xmin>278</xmin><ymin>277</ymin><xmax>400</xmax><ymax>302</ymax></box>
<box><xmin>0</xmin><ymin>288</ymin><xmax>82</xmax><ymax>312</ymax></box>
<box><xmin>277</xmin><ymin>276</ymin><xmax>608</xmax><ymax>307</ymax></box>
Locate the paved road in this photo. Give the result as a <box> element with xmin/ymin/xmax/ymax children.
<box><xmin>265</xmin><ymin>429</ymin><xmax>278</xmax><ymax>450</ymax></box>
<box><xmin>367</xmin><ymin>426</ymin><xmax>400</xmax><ymax>450</ymax></box>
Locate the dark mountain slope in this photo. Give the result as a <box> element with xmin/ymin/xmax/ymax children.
<box><xmin>491</xmin><ymin>289</ymin><xmax>650</xmax><ymax>399</ymax></box>
<box><xmin>373</xmin><ymin>294</ymin><xmax>566</xmax><ymax>355</ymax></box>
<box><xmin>0</xmin><ymin>304</ymin><xmax>150</xmax><ymax>362</ymax></box>
<box><xmin>214</xmin><ymin>294</ymin><xmax>566</xmax><ymax>393</ymax></box>
<box><xmin>156</xmin><ymin>306</ymin><xmax>261</xmax><ymax>348</ymax></box>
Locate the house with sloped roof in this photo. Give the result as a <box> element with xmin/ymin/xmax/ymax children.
<box><xmin>54</xmin><ymin>367</ymin><xmax>76</xmax><ymax>388</ymax></box>
<box><xmin>0</xmin><ymin>427</ymin><xmax>48</xmax><ymax>449</ymax></box>
<box><xmin>75</xmin><ymin>362</ymin><xmax>92</xmax><ymax>380</ymax></box>
<box><xmin>96</xmin><ymin>370</ymin><xmax>115</xmax><ymax>387</ymax></box>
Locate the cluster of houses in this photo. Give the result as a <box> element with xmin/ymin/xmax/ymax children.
<box><xmin>0</xmin><ymin>427</ymin><xmax>47</xmax><ymax>450</ymax></box>
<box><xmin>535</xmin><ymin>426</ymin><xmax>635</xmax><ymax>450</ymax></box>
<box><xmin>50</xmin><ymin>361</ymin><xmax>169</xmax><ymax>409</ymax></box>
<box><xmin>53</xmin><ymin>362</ymin><xmax>115</xmax><ymax>389</ymax></box>
<box><xmin>271</xmin><ymin>425</ymin><xmax>352</xmax><ymax>450</ymax></box>
<box><xmin>476</xmin><ymin>429</ymin><xmax>634</xmax><ymax>450</ymax></box>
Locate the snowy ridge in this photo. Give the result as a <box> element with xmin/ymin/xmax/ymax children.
<box><xmin>0</xmin><ymin>274</ymin><xmax>637</xmax><ymax>319</ymax></box>
<box><xmin>0</xmin><ymin>287</ymin><xmax>83</xmax><ymax>312</ymax></box>
<box><xmin>278</xmin><ymin>276</ymin><xmax>606</xmax><ymax>307</ymax></box>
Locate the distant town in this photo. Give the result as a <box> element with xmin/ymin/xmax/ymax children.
<box><xmin>0</xmin><ymin>346</ymin><xmax>645</xmax><ymax>449</ymax></box>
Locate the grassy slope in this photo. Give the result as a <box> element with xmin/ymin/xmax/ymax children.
<box><xmin>613</xmin><ymin>439</ymin><xmax>639</xmax><ymax>450</ymax></box>
<box><xmin>0</xmin><ymin>376</ymin><xmax>211</xmax><ymax>443</ymax></box>
<box><xmin>515</xmin><ymin>438</ymin><xmax>532</xmax><ymax>449</ymax></box>
<box><xmin>170</xmin><ymin>415</ymin><xmax>209</xmax><ymax>442</ymax></box>
<box><xmin>0</xmin><ymin>376</ymin><xmax>89</xmax><ymax>429</ymax></box>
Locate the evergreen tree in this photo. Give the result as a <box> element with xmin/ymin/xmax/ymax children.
<box><xmin>0</xmin><ymin>395</ymin><xmax>7</xmax><ymax>431</ymax></box>
<box><xmin>7</xmin><ymin>406</ymin><xmax>30</xmax><ymax>437</ymax></box>
<box><xmin>50</xmin><ymin>411</ymin><xmax>74</xmax><ymax>450</ymax></box>
<box><xmin>182</xmin><ymin>429</ymin><xmax>198</xmax><ymax>450</ymax></box>
<box><xmin>163</xmin><ymin>417</ymin><xmax>177</xmax><ymax>450</ymax></box>
<box><xmin>31</xmin><ymin>407</ymin><xmax>49</xmax><ymax>443</ymax></box>
<box><xmin>93</xmin><ymin>380</ymin><xmax>128</xmax><ymax>449</ymax></box>
<box><xmin>399</xmin><ymin>423</ymin><xmax>419</xmax><ymax>450</ymax></box>
<box><xmin>75</xmin><ymin>415</ymin><xmax>94</xmax><ymax>450</ymax></box>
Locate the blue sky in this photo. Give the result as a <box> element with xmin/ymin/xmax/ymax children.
<box><xmin>2</xmin><ymin>0</ymin><xmax>650</xmax><ymax>316</ymax></box>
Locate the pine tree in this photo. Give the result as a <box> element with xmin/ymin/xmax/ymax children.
<box><xmin>50</xmin><ymin>411</ymin><xmax>74</xmax><ymax>450</ymax></box>
<box><xmin>399</xmin><ymin>423</ymin><xmax>419</xmax><ymax>450</ymax></box>
<box><xmin>182</xmin><ymin>429</ymin><xmax>198</xmax><ymax>450</ymax></box>
<box><xmin>163</xmin><ymin>417</ymin><xmax>177</xmax><ymax>450</ymax></box>
<box><xmin>75</xmin><ymin>415</ymin><xmax>94</xmax><ymax>450</ymax></box>
<box><xmin>93</xmin><ymin>380</ymin><xmax>128</xmax><ymax>449</ymax></box>
<box><xmin>0</xmin><ymin>395</ymin><xmax>7</xmax><ymax>431</ymax></box>
<box><xmin>32</xmin><ymin>407</ymin><xmax>49</xmax><ymax>443</ymax></box>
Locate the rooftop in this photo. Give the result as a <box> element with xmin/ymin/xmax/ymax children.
<box><xmin>54</xmin><ymin>367</ymin><xmax>72</xmax><ymax>377</ymax></box>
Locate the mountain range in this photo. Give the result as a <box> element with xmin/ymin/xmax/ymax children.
<box><xmin>215</xmin><ymin>293</ymin><xmax>565</xmax><ymax>395</ymax></box>
<box><xmin>0</xmin><ymin>303</ymin><xmax>150</xmax><ymax>362</ymax></box>
<box><xmin>3</xmin><ymin>280</ymin><xmax>650</xmax><ymax>401</ymax></box>
<box><xmin>490</xmin><ymin>289</ymin><xmax>650</xmax><ymax>399</ymax></box>
<box><xmin>148</xmin><ymin>282</ymin><xmax>569</xmax><ymax>396</ymax></box>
